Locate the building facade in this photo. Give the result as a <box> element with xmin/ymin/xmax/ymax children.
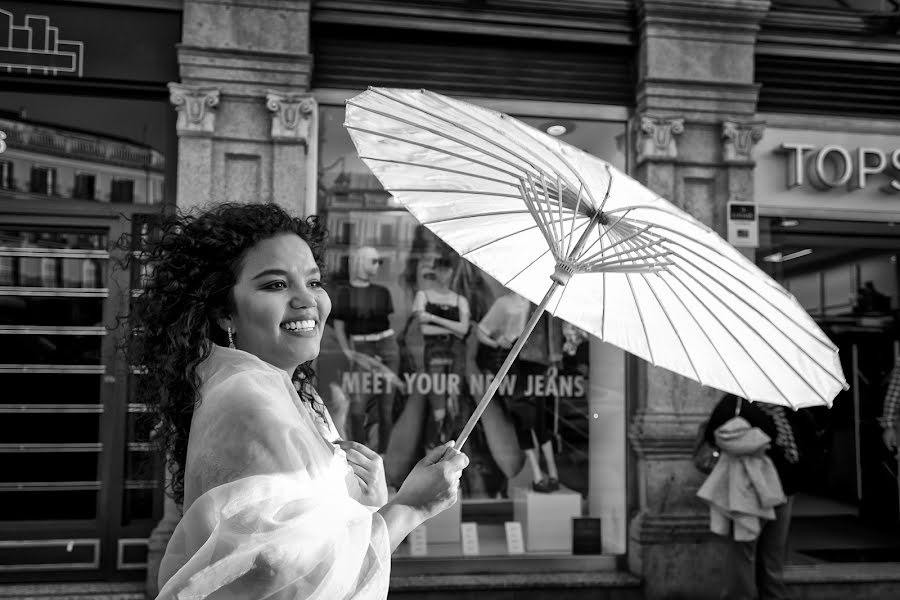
<box><xmin>1</xmin><ymin>1</ymin><xmax>899</xmax><ymax>599</ymax></box>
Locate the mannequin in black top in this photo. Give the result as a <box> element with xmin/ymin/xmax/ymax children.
<box><xmin>332</xmin><ymin>246</ymin><xmax>399</xmax><ymax>452</ymax></box>
<box><xmin>411</xmin><ymin>256</ymin><xmax>470</xmax><ymax>445</ymax></box>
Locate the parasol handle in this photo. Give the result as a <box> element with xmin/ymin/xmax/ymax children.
<box><xmin>455</xmin><ymin>280</ymin><xmax>561</xmax><ymax>452</ymax></box>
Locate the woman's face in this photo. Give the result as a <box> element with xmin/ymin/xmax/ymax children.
<box><xmin>225</xmin><ymin>233</ymin><xmax>331</xmax><ymax>374</ymax></box>
<box><xmin>433</xmin><ymin>264</ymin><xmax>453</xmax><ymax>287</ymax></box>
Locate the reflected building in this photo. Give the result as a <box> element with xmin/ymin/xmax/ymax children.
<box><xmin>0</xmin><ymin>112</ymin><xmax>165</xmax><ymax>206</ymax></box>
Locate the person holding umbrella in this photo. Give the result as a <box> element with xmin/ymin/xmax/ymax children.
<box><xmin>129</xmin><ymin>202</ymin><xmax>468</xmax><ymax>599</ymax></box>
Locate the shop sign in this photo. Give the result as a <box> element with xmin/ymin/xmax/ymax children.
<box><xmin>754</xmin><ymin>128</ymin><xmax>900</xmax><ymax>219</ymax></box>
<box><xmin>0</xmin><ymin>9</ymin><xmax>84</xmax><ymax>77</ymax></box>
<box><xmin>0</xmin><ymin>2</ymin><xmax>179</xmax><ymax>85</ymax></box>
<box><xmin>780</xmin><ymin>143</ymin><xmax>900</xmax><ymax>192</ymax></box>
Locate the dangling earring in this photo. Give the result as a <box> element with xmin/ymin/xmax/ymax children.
<box><xmin>227</xmin><ymin>326</ymin><xmax>235</xmax><ymax>349</ymax></box>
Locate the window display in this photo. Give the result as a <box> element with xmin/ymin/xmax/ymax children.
<box><xmin>316</xmin><ymin>104</ymin><xmax>626</xmax><ymax>557</ymax></box>
<box><xmin>756</xmin><ymin>216</ymin><xmax>900</xmax><ymax>564</ymax></box>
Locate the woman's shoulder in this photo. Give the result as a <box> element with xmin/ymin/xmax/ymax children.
<box><xmin>199</xmin><ymin>361</ymin><xmax>291</xmax><ymax>419</ymax></box>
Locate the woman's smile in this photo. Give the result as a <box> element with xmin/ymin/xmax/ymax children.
<box><xmin>280</xmin><ymin>318</ymin><xmax>319</xmax><ymax>337</ymax></box>
<box><xmin>281</xmin><ymin>319</ymin><xmax>317</xmax><ymax>333</ymax></box>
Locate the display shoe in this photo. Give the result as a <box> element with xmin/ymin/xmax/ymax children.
<box><xmin>531</xmin><ymin>477</ymin><xmax>559</xmax><ymax>493</ymax></box>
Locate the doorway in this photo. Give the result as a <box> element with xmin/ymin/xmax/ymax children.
<box><xmin>756</xmin><ymin>216</ymin><xmax>900</xmax><ymax>564</ymax></box>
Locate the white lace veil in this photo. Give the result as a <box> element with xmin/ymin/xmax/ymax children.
<box><xmin>156</xmin><ymin>346</ymin><xmax>390</xmax><ymax>599</ymax></box>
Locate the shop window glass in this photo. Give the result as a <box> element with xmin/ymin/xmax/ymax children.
<box><xmin>317</xmin><ymin>103</ymin><xmax>627</xmax><ymax>559</ymax></box>
<box><xmin>111</xmin><ymin>178</ymin><xmax>134</xmax><ymax>204</ymax></box>
<box><xmin>0</xmin><ymin>160</ymin><xmax>13</xmax><ymax>189</ymax></box>
<box><xmin>73</xmin><ymin>173</ymin><xmax>96</xmax><ymax>200</ymax></box>
<box><xmin>0</xmin><ymin>0</ymin><xmax>178</xmax><ymax>577</ymax></box>
<box><xmin>30</xmin><ymin>166</ymin><xmax>56</xmax><ymax>196</ymax></box>
<box><xmin>757</xmin><ymin>216</ymin><xmax>900</xmax><ymax>565</ymax></box>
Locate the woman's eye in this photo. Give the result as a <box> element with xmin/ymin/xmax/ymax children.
<box><xmin>309</xmin><ymin>280</ymin><xmax>323</xmax><ymax>289</ymax></box>
<box><xmin>265</xmin><ymin>281</ymin><xmax>287</xmax><ymax>290</ymax></box>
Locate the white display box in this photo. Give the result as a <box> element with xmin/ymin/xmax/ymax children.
<box><xmin>511</xmin><ymin>485</ymin><xmax>582</xmax><ymax>552</ymax></box>
<box><xmin>417</xmin><ymin>496</ymin><xmax>461</xmax><ymax>543</ymax></box>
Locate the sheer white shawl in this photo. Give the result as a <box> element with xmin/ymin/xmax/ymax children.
<box><xmin>157</xmin><ymin>345</ymin><xmax>390</xmax><ymax>599</ymax></box>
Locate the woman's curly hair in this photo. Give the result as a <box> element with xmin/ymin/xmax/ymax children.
<box><xmin>123</xmin><ymin>202</ymin><xmax>328</xmax><ymax>505</ymax></box>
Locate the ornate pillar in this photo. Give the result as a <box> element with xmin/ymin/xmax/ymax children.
<box><xmin>168</xmin><ymin>83</ymin><xmax>220</xmax><ymax>210</ymax></box>
<box><xmin>144</xmin><ymin>474</ymin><xmax>181</xmax><ymax>598</ymax></box>
<box><xmin>629</xmin><ymin>1</ymin><xmax>771</xmax><ymax>598</ymax></box>
<box><xmin>723</xmin><ymin>120</ymin><xmax>765</xmax><ymax>259</ymax></box>
<box><xmin>266</xmin><ymin>91</ymin><xmax>316</xmax><ymax>209</ymax></box>
<box><xmin>173</xmin><ymin>0</ymin><xmax>313</xmax><ymax>211</ymax></box>
<box><xmin>150</xmin><ymin>2</ymin><xmax>313</xmax><ymax>596</ymax></box>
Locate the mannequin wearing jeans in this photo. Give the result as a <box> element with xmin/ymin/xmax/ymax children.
<box><xmin>478</xmin><ymin>293</ymin><xmax>562</xmax><ymax>493</ymax></box>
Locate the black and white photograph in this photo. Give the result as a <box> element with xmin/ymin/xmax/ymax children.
<box><xmin>0</xmin><ymin>1</ymin><xmax>899</xmax><ymax>599</ymax></box>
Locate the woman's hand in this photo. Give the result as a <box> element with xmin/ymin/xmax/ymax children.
<box><xmin>417</xmin><ymin>311</ymin><xmax>434</xmax><ymax>325</ymax></box>
<box><xmin>334</xmin><ymin>440</ymin><xmax>389</xmax><ymax>508</ymax></box>
<box><xmin>393</xmin><ymin>441</ymin><xmax>469</xmax><ymax>520</ymax></box>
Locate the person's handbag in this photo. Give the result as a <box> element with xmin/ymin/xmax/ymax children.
<box><xmin>692</xmin><ymin>422</ymin><xmax>719</xmax><ymax>475</ymax></box>
<box><xmin>693</xmin><ymin>396</ymin><xmax>742</xmax><ymax>475</ymax></box>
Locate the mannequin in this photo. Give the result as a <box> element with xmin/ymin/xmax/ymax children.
<box><xmin>411</xmin><ymin>255</ymin><xmax>470</xmax><ymax>446</ymax></box>
<box><xmin>331</xmin><ymin>246</ymin><xmax>399</xmax><ymax>452</ymax></box>
<box><xmin>477</xmin><ymin>291</ymin><xmax>562</xmax><ymax>492</ymax></box>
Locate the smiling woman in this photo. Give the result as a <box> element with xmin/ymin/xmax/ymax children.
<box><xmin>124</xmin><ymin>202</ymin><xmax>468</xmax><ymax>600</ymax></box>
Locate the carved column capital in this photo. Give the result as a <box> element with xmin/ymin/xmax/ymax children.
<box><xmin>168</xmin><ymin>83</ymin><xmax>220</xmax><ymax>136</ymax></box>
<box><xmin>265</xmin><ymin>91</ymin><xmax>315</xmax><ymax>144</ymax></box>
<box><xmin>722</xmin><ymin>120</ymin><xmax>765</xmax><ymax>164</ymax></box>
<box><xmin>635</xmin><ymin>116</ymin><xmax>684</xmax><ymax>164</ymax></box>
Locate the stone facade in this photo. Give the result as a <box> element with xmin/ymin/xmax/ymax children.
<box><xmin>628</xmin><ymin>1</ymin><xmax>769</xmax><ymax>598</ymax></box>
<box><xmin>170</xmin><ymin>0</ymin><xmax>314</xmax><ymax>213</ymax></box>
<box><xmin>157</xmin><ymin>1</ymin><xmax>772</xmax><ymax>599</ymax></box>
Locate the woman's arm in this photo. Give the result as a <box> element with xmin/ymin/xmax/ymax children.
<box><xmin>426</xmin><ymin>295</ymin><xmax>470</xmax><ymax>337</ymax></box>
<box><xmin>377</xmin><ymin>443</ymin><xmax>468</xmax><ymax>551</ymax></box>
<box><xmin>332</xmin><ymin>319</ymin><xmax>354</xmax><ymax>361</ymax></box>
<box><xmin>475</xmin><ymin>323</ymin><xmax>500</xmax><ymax>347</ymax></box>
<box><xmin>376</xmin><ymin>501</ymin><xmax>426</xmax><ymax>552</ymax></box>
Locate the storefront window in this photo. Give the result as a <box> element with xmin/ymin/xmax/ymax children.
<box><xmin>757</xmin><ymin>216</ymin><xmax>900</xmax><ymax>564</ymax></box>
<box><xmin>317</xmin><ymin>103</ymin><xmax>627</xmax><ymax>559</ymax></box>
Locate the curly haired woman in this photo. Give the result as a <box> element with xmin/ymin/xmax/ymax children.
<box><xmin>128</xmin><ymin>202</ymin><xmax>468</xmax><ymax>599</ymax></box>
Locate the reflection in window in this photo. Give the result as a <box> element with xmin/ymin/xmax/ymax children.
<box><xmin>0</xmin><ymin>160</ymin><xmax>12</xmax><ymax>190</ymax></box>
<box><xmin>317</xmin><ymin>103</ymin><xmax>628</xmax><ymax>558</ymax></box>
<box><xmin>756</xmin><ymin>216</ymin><xmax>900</xmax><ymax>565</ymax></box>
<box><xmin>30</xmin><ymin>166</ymin><xmax>56</xmax><ymax>196</ymax></box>
<box><xmin>0</xmin><ymin>113</ymin><xmax>167</xmax><ymax>206</ymax></box>
<box><xmin>73</xmin><ymin>173</ymin><xmax>96</xmax><ymax>200</ymax></box>
<box><xmin>111</xmin><ymin>178</ymin><xmax>134</xmax><ymax>204</ymax></box>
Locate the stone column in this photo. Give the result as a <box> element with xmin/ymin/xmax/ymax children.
<box><xmin>144</xmin><ymin>475</ymin><xmax>181</xmax><ymax>598</ymax></box>
<box><xmin>173</xmin><ymin>0</ymin><xmax>313</xmax><ymax>211</ymax></box>
<box><xmin>629</xmin><ymin>1</ymin><xmax>770</xmax><ymax>598</ymax></box>
<box><xmin>266</xmin><ymin>91</ymin><xmax>316</xmax><ymax>211</ymax></box>
<box><xmin>149</xmin><ymin>2</ymin><xmax>314</xmax><ymax>595</ymax></box>
<box><xmin>168</xmin><ymin>83</ymin><xmax>219</xmax><ymax>210</ymax></box>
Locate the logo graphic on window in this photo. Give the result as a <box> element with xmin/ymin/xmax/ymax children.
<box><xmin>0</xmin><ymin>10</ymin><xmax>84</xmax><ymax>77</ymax></box>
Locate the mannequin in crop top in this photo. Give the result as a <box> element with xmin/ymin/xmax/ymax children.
<box><xmin>411</xmin><ymin>257</ymin><xmax>470</xmax><ymax>445</ymax></box>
